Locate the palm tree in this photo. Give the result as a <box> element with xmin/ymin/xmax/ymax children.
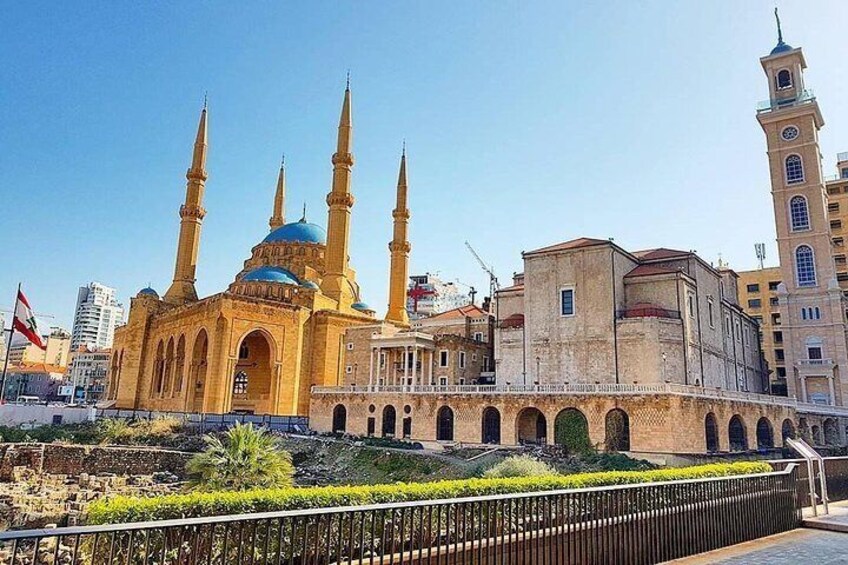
<box><xmin>186</xmin><ymin>422</ymin><xmax>294</xmax><ymax>491</ymax></box>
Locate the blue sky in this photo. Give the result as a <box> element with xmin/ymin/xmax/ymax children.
<box><xmin>2</xmin><ymin>1</ymin><xmax>848</xmax><ymax>329</ymax></box>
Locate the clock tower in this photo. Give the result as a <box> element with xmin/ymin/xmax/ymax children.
<box><xmin>757</xmin><ymin>10</ymin><xmax>848</xmax><ymax>405</ymax></box>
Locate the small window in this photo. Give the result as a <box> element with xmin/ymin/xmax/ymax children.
<box><xmin>834</xmin><ymin>237</ymin><xmax>845</xmax><ymax>247</ymax></box>
<box><xmin>786</xmin><ymin>155</ymin><xmax>804</xmax><ymax>185</ymax></box>
<box><xmin>768</xmin><ymin>281</ymin><xmax>780</xmax><ymax>291</ymax></box>
<box><xmin>746</xmin><ymin>284</ymin><xmax>760</xmax><ymax>293</ymax></box>
<box><xmin>795</xmin><ymin>245</ymin><xmax>817</xmax><ymax>287</ymax></box>
<box><xmin>560</xmin><ymin>288</ymin><xmax>575</xmax><ymax>316</ymax></box>
<box><xmin>832</xmin><ymin>220</ymin><xmax>843</xmax><ymax>231</ymax></box>
<box><xmin>459</xmin><ymin>351</ymin><xmax>466</xmax><ymax>369</ymax></box>
<box><xmin>829</xmin><ymin>202</ymin><xmax>840</xmax><ymax>213</ymax></box>
<box><xmin>775</xmin><ymin>349</ymin><xmax>785</xmax><ymax>361</ymax></box>
<box><xmin>735</xmin><ymin>321</ymin><xmax>741</xmax><ymax>341</ymax></box>
<box><xmin>471</xmin><ymin>353</ymin><xmax>477</xmax><ymax>362</ymax></box>
<box><xmin>380</xmin><ymin>352</ymin><xmax>386</xmax><ymax>368</ymax></box>
<box><xmin>815</xmin><ymin>307</ymin><xmax>821</xmax><ymax>319</ymax></box>
<box><xmin>808</xmin><ymin>346</ymin><xmax>823</xmax><ymax>360</ymax></box>
<box><xmin>233</xmin><ymin>371</ymin><xmax>248</xmax><ymax>395</ymax></box>
<box><xmin>708</xmin><ymin>299</ymin><xmax>715</xmax><ymax>328</ymax></box>
<box><xmin>346</xmin><ymin>342</ymin><xmax>354</xmax><ymax>351</ymax></box>
<box><xmin>747</xmin><ymin>299</ymin><xmax>762</xmax><ymax>308</ymax></box>
<box><xmin>439</xmin><ymin>350</ymin><xmax>449</xmax><ymax>368</ymax></box>
<box><xmin>238</xmin><ymin>343</ymin><xmax>249</xmax><ymax>360</ymax></box>
<box><xmin>776</xmin><ymin>69</ymin><xmax>792</xmax><ymax>90</ymax></box>
<box><xmin>777</xmin><ymin>367</ymin><xmax>787</xmax><ymax>377</ymax></box>
<box><xmin>345</xmin><ymin>365</ymin><xmax>353</xmax><ymax>374</ymax></box>
<box><xmin>773</xmin><ymin>331</ymin><xmax>783</xmax><ymax>343</ymax></box>
<box><xmin>688</xmin><ymin>294</ymin><xmax>696</xmax><ymax>318</ymax></box>
<box><xmin>772</xmin><ymin>313</ymin><xmax>781</xmax><ymax>325</ymax></box>
<box><xmin>769</xmin><ymin>296</ymin><xmax>779</xmax><ymax>306</ymax></box>
<box><xmin>473</xmin><ymin>332</ymin><xmax>483</xmax><ymax>342</ymax></box>
<box><xmin>482</xmin><ymin>355</ymin><xmax>489</xmax><ymax>371</ymax></box>
<box><xmin>439</xmin><ymin>377</ymin><xmax>448</xmax><ymax>386</ymax></box>
<box><xmin>841</xmin><ymin>168</ymin><xmax>848</xmax><ymax>179</ymax></box>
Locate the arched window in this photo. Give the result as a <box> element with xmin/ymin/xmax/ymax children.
<box><xmin>481</xmin><ymin>407</ymin><xmax>501</xmax><ymax>444</ymax></box>
<box><xmin>781</xmin><ymin>419</ymin><xmax>795</xmax><ymax>445</ymax></box>
<box><xmin>232</xmin><ymin>371</ymin><xmax>248</xmax><ymax>395</ymax></box>
<box><xmin>705</xmin><ymin>413</ymin><xmax>719</xmax><ymax>452</ymax></box>
<box><xmin>785</xmin><ymin>155</ymin><xmax>804</xmax><ymax>184</ymax></box>
<box><xmin>776</xmin><ymin>69</ymin><xmax>792</xmax><ymax>90</ymax></box>
<box><xmin>795</xmin><ymin>245</ymin><xmax>816</xmax><ymax>287</ymax></box>
<box><xmin>555</xmin><ymin>408</ymin><xmax>591</xmax><ymax>453</ymax></box>
<box><xmin>604</xmin><ymin>409</ymin><xmax>630</xmax><ymax>452</ymax></box>
<box><xmin>789</xmin><ymin>196</ymin><xmax>810</xmax><ymax>231</ymax></box>
<box><xmin>238</xmin><ymin>342</ymin><xmax>249</xmax><ymax>359</ymax></box>
<box><xmin>728</xmin><ymin>415</ymin><xmax>748</xmax><ymax>451</ymax></box>
<box><xmin>332</xmin><ymin>405</ymin><xmax>347</xmax><ymax>434</ymax></box>
<box><xmin>756</xmin><ymin>417</ymin><xmax>774</xmax><ymax>450</ymax></box>
<box><xmin>436</xmin><ymin>406</ymin><xmax>454</xmax><ymax>441</ymax></box>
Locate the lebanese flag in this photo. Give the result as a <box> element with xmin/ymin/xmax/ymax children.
<box><xmin>12</xmin><ymin>290</ymin><xmax>46</xmax><ymax>350</ymax></box>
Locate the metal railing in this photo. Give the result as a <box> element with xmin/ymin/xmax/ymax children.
<box><xmin>0</xmin><ymin>466</ymin><xmax>800</xmax><ymax>565</ymax></box>
<box><xmin>96</xmin><ymin>409</ymin><xmax>309</xmax><ymax>433</ymax></box>
<box><xmin>756</xmin><ymin>89</ymin><xmax>816</xmax><ymax>112</ymax></box>
<box><xmin>797</xmin><ymin>358</ymin><xmax>834</xmax><ymax>366</ymax></box>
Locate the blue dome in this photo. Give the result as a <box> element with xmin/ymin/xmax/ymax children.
<box><xmin>770</xmin><ymin>41</ymin><xmax>793</xmax><ymax>56</ymax></box>
<box><xmin>302</xmin><ymin>280</ymin><xmax>319</xmax><ymax>290</ymax></box>
<box><xmin>242</xmin><ymin>266</ymin><xmax>300</xmax><ymax>285</ymax></box>
<box><xmin>352</xmin><ymin>301</ymin><xmax>372</xmax><ymax>312</ymax></box>
<box><xmin>263</xmin><ymin>220</ymin><xmax>326</xmax><ymax>245</ymax></box>
<box><xmin>138</xmin><ymin>287</ymin><xmax>158</xmax><ymax>297</ymax></box>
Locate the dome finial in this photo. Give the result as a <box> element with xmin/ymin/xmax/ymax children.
<box><xmin>301</xmin><ymin>202</ymin><xmax>307</xmax><ymax>222</ymax></box>
<box><xmin>775</xmin><ymin>7</ymin><xmax>783</xmax><ymax>44</ymax></box>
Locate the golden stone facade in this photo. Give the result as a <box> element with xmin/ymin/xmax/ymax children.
<box><xmin>107</xmin><ymin>85</ymin><xmax>413</xmax><ymax>416</ymax></box>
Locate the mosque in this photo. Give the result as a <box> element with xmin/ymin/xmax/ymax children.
<box><xmin>106</xmin><ymin>83</ymin><xmax>413</xmax><ymax>416</ymax></box>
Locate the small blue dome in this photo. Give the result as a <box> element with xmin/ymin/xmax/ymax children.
<box><xmin>138</xmin><ymin>287</ymin><xmax>158</xmax><ymax>297</ymax></box>
<box><xmin>302</xmin><ymin>280</ymin><xmax>319</xmax><ymax>290</ymax></box>
<box><xmin>352</xmin><ymin>301</ymin><xmax>372</xmax><ymax>312</ymax></box>
<box><xmin>242</xmin><ymin>266</ymin><xmax>300</xmax><ymax>285</ymax></box>
<box><xmin>263</xmin><ymin>220</ymin><xmax>326</xmax><ymax>245</ymax></box>
<box><xmin>770</xmin><ymin>41</ymin><xmax>793</xmax><ymax>56</ymax></box>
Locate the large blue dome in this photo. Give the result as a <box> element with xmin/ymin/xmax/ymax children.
<box><xmin>263</xmin><ymin>220</ymin><xmax>326</xmax><ymax>245</ymax></box>
<box><xmin>242</xmin><ymin>266</ymin><xmax>300</xmax><ymax>285</ymax></box>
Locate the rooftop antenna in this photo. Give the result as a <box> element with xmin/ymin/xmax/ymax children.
<box><xmin>755</xmin><ymin>243</ymin><xmax>767</xmax><ymax>270</ymax></box>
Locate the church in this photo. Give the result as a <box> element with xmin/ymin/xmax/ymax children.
<box><xmin>106</xmin><ymin>83</ymin><xmax>414</xmax><ymax>416</ymax></box>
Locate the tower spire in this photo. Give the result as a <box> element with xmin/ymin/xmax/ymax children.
<box><xmin>775</xmin><ymin>7</ymin><xmax>783</xmax><ymax>44</ymax></box>
<box><xmin>385</xmin><ymin>145</ymin><xmax>411</xmax><ymax>325</ymax></box>
<box><xmin>269</xmin><ymin>155</ymin><xmax>286</xmax><ymax>230</ymax></box>
<box><xmin>321</xmin><ymin>79</ymin><xmax>356</xmax><ymax>307</ymax></box>
<box><xmin>164</xmin><ymin>102</ymin><xmax>209</xmax><ymax>304</ymax></box>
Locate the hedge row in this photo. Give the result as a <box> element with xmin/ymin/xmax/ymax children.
<box><xmin>87</xmin><ymin>461</ymin><xmax>772</xmax><ymax>525</ymax></box>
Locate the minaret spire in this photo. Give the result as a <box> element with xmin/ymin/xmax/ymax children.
<box><xmin>321</xmin><ymin>79</ymin><xmax>356</xmax><ymax>307</ymax></box>
<box><xmin>385</xmin><ymin>145</ymin><xmax>411</xmax><ymax>325</ymax></box>
<box><xmin>269</xmin><ymin>155</ymin><xmax>286</xmax><ymax>230</ymax></box>
<box><xmin>775</xmin><ymin>7</ymin><xmax>783</xmax><ymax>44</ymax></box>
<box><xmin>164</xmin><ymin>102</ymin><xmax>209</xmax><ymax>305</ymax></box>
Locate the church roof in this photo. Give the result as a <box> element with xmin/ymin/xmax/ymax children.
<box><xmin>624</xmin><ymin>265</ymin><xmax>680</xmax><ymax>278</ymax></box>
<box><xmin>242</xmin><ymin>266</ymin><xmax>300</xmax><ymax>285</ymax></box>
<box><xmin>632</xmin><ymin>247</ymin><xmax>691</xmax><ymax>261</ymax></box>
<box><xmin>524</xmin><ymin>237</ymin><xmax>610</xmax><ymax>255</ymax></box>
<box><xmin>427</xmin><ymin>304</ymin><xmax>490</xmax><ymax>320</ymax></box>
<box><xmin>263</xmin><ymin>219</ymin><xmax>327</xmax><ymax>245</ymax></box>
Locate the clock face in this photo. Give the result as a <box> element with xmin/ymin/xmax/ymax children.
<box><xmin>782</xmin><ymin>126</ymin><xmax>799</xmax><ymax>141</ymax></box>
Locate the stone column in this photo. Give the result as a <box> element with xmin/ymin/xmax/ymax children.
<box><xmin>829</xmin><ymin>375</ymin><xmax>836</xmax><ymax>405</ymax></box>
<box><xmin>412</xmin><ymin>346</ymin><xmax>419</xmax><ymax>386</ymax></box>
<box><xmin>369</xmin><ymin>347</ymin><xmax>374</xmax><ymax>388</ymax></box>
<box><xmin>404</xmin><ymin>346</ymin><xmax>409</xmax><ymax>387</ymax></box>
<box><xmin>800</xmin><ymin>375</ymin><xmax>808</xmax><ymax>403</ymax></box>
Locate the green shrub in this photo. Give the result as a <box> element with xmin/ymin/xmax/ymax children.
<box><xmin>483</xmin><ymin>455</ymin><xmax>556</xmax><ymax>478</ymax></box>
<box><xmin>186</xmin><ymin>422</ymin><xmax>294</xmax><ymax>491</ymax></box>
<box><xmin>87</xmin><ymin>461</ymin><xmax>770</xmax><ymax>525</ymax></box>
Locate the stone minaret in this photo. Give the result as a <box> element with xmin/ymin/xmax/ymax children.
<box><xmin>269</xmin><ymin>156</ymin><xmax>286</xmax><ymax>230</ymax></box>
<box><xmin>321</xmin><ymin>81</ymin><xmax>356</xmax><ymax>307</ymax></box>
<box><xmin>757</xmin><ymin>11</ymin><xmax>848</xmax><ymax>405</ymax></box>
<box><xmin>164</xmin><ymin>103</ymin><xmax>208</xmax><ymax>305</ymax></box>
<box><xmin>385</xmin><ymin>146</ymin><xmax>411</xmax><ymax>325</ymax></box>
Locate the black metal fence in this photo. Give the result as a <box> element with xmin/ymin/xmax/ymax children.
<box><xmin>0</xmin><ymin>466</ymin><xmax>799</xmax><ymax>565</ymax></box>
<box><xmin>771</xmin><ymin>456</ymin><xmax>848</xmax><ymax>506</ymax></box>
<box><xmin>96</xmin><ymin>409</ymin><xmax>309</xmax><ymax>433</ymax></box>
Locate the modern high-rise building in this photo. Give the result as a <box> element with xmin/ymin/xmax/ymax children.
<box><xmin>407</xmin><ymin>274</ymin><xmax>471</xmax><ymax>320</ymax></box>
<box><xmin>70</xmin><ymin>282</ymin><xmax>124</xmax><ymax>351</ymax></box>
<box><xmin>67</xmin><ymin>347</ymin><xmax>111</xmax><ymax>403</ymax></box>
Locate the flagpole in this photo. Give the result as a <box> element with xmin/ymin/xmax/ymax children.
<box><xmin>0</xmin><ymin>283</ymin><xmax>21</xmax><ymax>404</ymax></box>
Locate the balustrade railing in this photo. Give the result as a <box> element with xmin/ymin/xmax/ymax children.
<box><xmin>0</xmin><ymin>466</ymin><xmax>800</xmax><ymax>565</ymax></box>
<box><xmin>95</xmin><ymin>409</ymin><xmax>308</xmax><ymax>433</ymax></box>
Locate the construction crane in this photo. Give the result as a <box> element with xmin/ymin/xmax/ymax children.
<box><xmin>465</xmin><ymin>241</ymin><xmax>500</xmax><ymax>303</ymax></box>
<box><xmin>454</xmin><ymin>279</ymin><xmax>477</xmax><ymax>306</ymax></box>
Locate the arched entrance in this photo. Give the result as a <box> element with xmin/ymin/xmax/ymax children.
<box><xmin>756</xmin><ymin>417</ymin><xmax>774</xmax><ymax>450</ymax></box>
<box><xmin>824</xmin><ymin>418</ymin><xmax>840</xmax><ymax>446</ymax></box>
<box><xmin>729</xmin><ymin>415</ymin><xmax>747</xmax><ymax>451</ymax></box>
<box><xmin>516</xmin><ymin>408</ymin><xmax>547</xmax><ymax>445</ymax></box>
<box><xmin>332</xmin><ymin>405</ymin><xmax>347</xmax><ymax>434</ymax></box>
<box><xmin>811</xmin><ymin>425</ymin><xmax>823</xmax><ymax>445</ymax></box>
<box><xmin>605</xmin><ymin>409</ymin><xmax>630</xmax><ymax>452</ymax></box>
<box><xmin>230</xmin><ymin>330</ymin><xmax>275</xmax><ymax>414</ymax></box>
<box><xmin>781</xmin><ymin>419</ymin><xmax>795</xmax><ymax>445</ymax></box>
<box><xmin>554</xmin><ymin>408</ymin><xmax>590</xmax><ymax>453</ymax></box>
<box><xmin>705</xmin><ymin>413</ymin><xmax>719</xmax><ymax>452</ymax></box>
<box><xmin>187</xmin><ymin>330</ymin><xmax>208</xmax><ymax>412</ymax></box>
<box><xmin>799</xmin><ymin>418</ymin><xmax>810</xmax><ymax>442</ymax></box>
<box><xmin>436</xmin><ymin>406</ymin><xmax>454</xmax><ymax>441</ymax></box>
<box><xmin>382</xmin><ymin>406</ymin><xmax>397</xmax><ymax>437</ymax></box>
<box><xmin>481</xmin><ymin>407</ymin><xmax>501</xmax><ymax>444</ymax></box>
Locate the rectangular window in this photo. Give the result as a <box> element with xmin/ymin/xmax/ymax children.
<box><xmin>829</xmin><ymin>202</ymin><xmax>841</xmax><ymax>213</ymax></box>
<box><xmin>471</xmin><ymin>353</ymin><xmax>477</xmax><ymax>362</ymax></box>
<box><xmin>747</xmin><ymin>299</ymin><xmax>762</xmax><ymax>308</ymax></box>
<box><xmin>459</xmin><ymin>351</ymin><xmax>466</xmax><ymax>369</ymax></box>
<box><xmin>439</xmin><ymin>350</ymin><xmax>449</xmax><ymax>368</ymax></box>
<box><xmin>772</xmin><ymin>313</ymin><xmax>781</xmax><ymax>325</ymax></box>
<box><xmin>808</xmin><ymin>346</ymin><xmax>823</xmax><ymax>360</ymax></box>
<box><xmin>746</xmin><ymin>283</ymin><xmax>760</xmax><ymax>293</ymax></box>
<box><xmin>473</xmin><ymin>332</ymin><xmax>483</xmax><ymax>342</ymax></box>
<box><xmin>735</xmin><ymin>320</ymin><xmax>741</xmax><ymax>341</ymax></box>
<box><xmin>560</xmin><ymin>288</ymin><xmax>575</xmax><ymax>316</ymax></box>
<box><xmin>770</xmin><ymin>297</ymin><xmax>779</xmax><ymax>306</ymax></box>
<box><xmin>768</xmin><ymin>281</ymin><xmax>780</xmax><ymax>291</ymax></box>
<box><xmin>439</xmin><ymin>377</ymin><xmax>448</xmax><ymax>386</ymax></box>
<box><xmin>380</xmin><ymin>352</ymin><xmax>386</xmax><ymax>368</ymax></box>
<box><xmin>838</xmin><ymin>272</ymin><xmax>848</xmax><ymax>282</ymax></box>
<box><xmin>834</xmin><ymin>237</ymin><xmax>845</xmax><ymax>247</ymax></box>
<box><xmin>688</xmin><ymin>294</ymin><xmax>696</xmax><ymax>318</ymax></box>
<box><xmin>842</xmin><ymin>168</ymin><xmax>848</xmax><ymax>179</ymax></box>
<box><xmin>832</xmin><ymin>220</ymin><xmax>843</xmax><ymax>231</ymax></box>
<box><xmin>775</xmin><ymin>348</ymin><xmax>785</xmax><ymax>361</ymax></box>
<box><xmin>482</xmin><ymin>355</ymin><xmax>489</xmax><ymax>371</ymax></box>
<box><xmin>708</xmin><ymin>299</ymin><xmax>714</xmax><ymax>328</ymax></box>
<box><xmin>777</xmin><ymin>367</ymin><xmax>787</xmax><ymax>377</ymax></box>
<box><xmin>773</xmin><ymin>331</ymin><xmax>783</xmax><ymax>343</ymax></box>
